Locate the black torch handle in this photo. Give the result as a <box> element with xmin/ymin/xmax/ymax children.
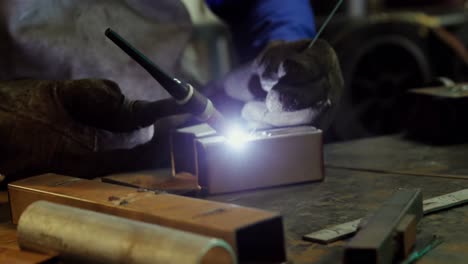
<box><xmin>105</xmin><ymin>28</ymin><xmax>229</xmax><ymax>135</ymax></box>
<box><xmin>105</xmin><ymin>28</ymin><xmax>187</xmax><ymax>100</ymax></box>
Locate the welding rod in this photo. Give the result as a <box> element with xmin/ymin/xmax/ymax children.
<box><xmin>105</xmin><ymin>28</ymin><xmax>228</xmax><ymax>135</ymax></box>
<box><xmin>308</xmin><ymin>0</ymin><xmax>343</xmax><ymax>49</ymax></box>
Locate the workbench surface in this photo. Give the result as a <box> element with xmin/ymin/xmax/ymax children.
<box><xmin>2</xmin><ymin>135</ymin><xmax>468</xmax><ymax>263</ymax></box>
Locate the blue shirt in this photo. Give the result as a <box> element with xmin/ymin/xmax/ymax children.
<box><xmin>206</xmin><ymin>0</ymin><xmax>316</xmax><ymax>62</ymax></box>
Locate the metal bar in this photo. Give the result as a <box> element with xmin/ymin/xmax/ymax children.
<box><xmin>343</xmin><ymin>189</ymin><xmax>422</xmax><ymax>264</ymax></box>
<box><xmin>303</xmin><ymin>188</ymin><xmax>468</xmax><ymax>244</ymax></box>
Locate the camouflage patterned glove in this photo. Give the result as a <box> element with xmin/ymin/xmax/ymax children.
<box><xmin>243</xmin><ymin>39</ymin><xmax>344</xmax><ymax>129</ymax></box>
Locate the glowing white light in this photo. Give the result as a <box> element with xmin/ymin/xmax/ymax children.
<box><xmin>225</xmin><ymin>125</ymin><xmax>251</xmax><ymax>149</ymax></box>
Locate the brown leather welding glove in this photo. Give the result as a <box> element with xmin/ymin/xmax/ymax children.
<box><xmin>57</xmin><ymin>79</ymin><xmax>186</xmax><ymax>134</ymax></box>
<box><xmin>242</xmin><ymin>39</ymin><xmax>344</xmax><ymax>129</ymax></box>
<box><xmin>0</xmin><ymin>79</ymin><xmax>188</xmax><ymax>182</ymax></box>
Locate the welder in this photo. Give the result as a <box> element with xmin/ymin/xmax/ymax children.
<box><xmin>0</xmin><ymin>0</ymin><xmax>343</xmax><ymax>185</ymax></box>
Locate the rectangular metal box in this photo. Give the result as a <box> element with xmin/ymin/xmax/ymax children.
<box><xmin>171</xmin><ymin>125</ymin><xmax>324</xmax><ymax>194</ymax></box>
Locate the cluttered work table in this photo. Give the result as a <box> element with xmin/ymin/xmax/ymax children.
<box><xmin>2</xmin><ymin>135</ymin><xmax>468</xmax><ymax>263</ymax></box>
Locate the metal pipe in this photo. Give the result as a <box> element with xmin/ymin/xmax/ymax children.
<box><xmin>18</xmin><ymin>201</ymin><xmax>236</xmax><ymax>264</ymax></box>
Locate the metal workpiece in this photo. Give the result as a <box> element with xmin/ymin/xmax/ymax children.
<box><xmin>192</xmin><ymin>126</ymin><xmax>324</xmax><ymax>194</ymax></box>
<box><xmin>172</xmin><ymin>124</ymin><xmax>324</xmax><ymax>194</ymax></box>
<box><xmin>171</xmin><ymin>123</ymin><xmax>216</xmax><ymax>176</ymax></box>
<box><xmin>343</xmin><ymin>189</ymin><xmax>423</xmax><ymax>264</ymax></box>
<box><xmin>18</xmin><ymin>201</ymin><xmax>236</xmax><ymax>264</ymax></box>
<box><xmin>406</xmin><ymin>82</ymin><xmax>468</xmax><ymax>144</ymax></box>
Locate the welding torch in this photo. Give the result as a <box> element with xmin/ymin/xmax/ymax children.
<box><xmin>105</xmin><ymin>28</ymin><xmax>229</xmax><ymax>135</ymax></box>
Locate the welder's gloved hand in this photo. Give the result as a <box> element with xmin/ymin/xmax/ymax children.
<box><xmin>242</xmin><ymin>39</ymin><xmax>344</xmax><ymax>129</ymax></box>
<box><xmin>58</xmin><ymin>79</ymin><xmax>186</xmax><ymax>137</ymax></box>
<box><xmin>0</xmin><ymin>79</ymin><xmax>188</xmax><ymax>182</ymax></box>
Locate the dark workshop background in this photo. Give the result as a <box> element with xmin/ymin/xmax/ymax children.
<box><xmin>185</xmin><ymin>0</ymin><xmax>468</xmax><ymax>143</ymax></box>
